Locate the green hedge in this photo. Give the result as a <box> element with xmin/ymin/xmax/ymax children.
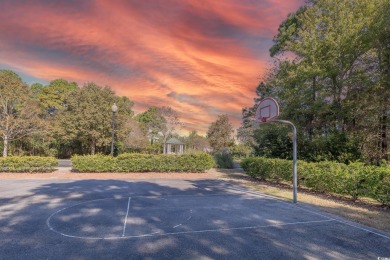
<box><xmin>241</xmin><ymin>157</ymin><xmax>390</xmax><ymax>205</ymax></box>
<box><xmin>0</xmin><ymin>156</ymin><xmax>57</xmax><ymax>172</ymax></box>
<box><xmin>71</xmin><ymin>153</ymin><xmax>215</xmax><ymax>173</ymax></box>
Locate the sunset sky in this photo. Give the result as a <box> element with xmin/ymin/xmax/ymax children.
<box><xmin>0</xmin><ymin>0</ymin><xmax>303</xmax><ymax>134</ymax></box>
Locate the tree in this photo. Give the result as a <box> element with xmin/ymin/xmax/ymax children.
<box><xmin>36</xmin><ymin>79</ymin><xmax>77</xmax><ymax>116</ymax></box>
<box><xmin>120</xmin><ymin>118</ymin><xmax>149</xmax><ymax>152</ymax></box>
<box><xmin>207</xmin><ymin>115</ymin><xmax>234</xmax><ymax>151</ymax></box>
<box><xmin>53</xmin><ymin>82</ymin><xmax>134</xmax><ymax>155</ymax></box>
<box><xmin>0</xmin><ymin>70</ymin><xmax>43</xmax><ymax>157</ymax></box>
<box><xmin>373</xmin><ymin>0</ymin><xmax>390</xmax><ymax>161</ymax></box>
<box><xmin>136</xmin><ymin>107</ymin><xmax>166</xmax><ymax>144</ymax></box>
<box><xmin>185</xmin><ymin>130</ymin><xmax>209</xmax><ymax>151</ymax></box>
<box><xmin>248</xmin><ymin>0</ymin><xmax>388</xmax><ymax>163</ymax></box>
<box><xmin>30</xmin><ymin>83</ymin><xmax>45</xmax><ymax>99</ymax></box>
<box><xmin>159</xmin><ymin>106</ymin><xmax>183</xmax><ymax>143</ymax></box>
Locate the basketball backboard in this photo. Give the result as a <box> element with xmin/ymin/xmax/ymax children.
<box><xmin>255</xmin><ymin>97</ymin><xmax>279</xmax><ymax>123</ymax></box>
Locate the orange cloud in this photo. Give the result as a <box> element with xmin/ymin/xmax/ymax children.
<box><xmin>0</xmin><ymin>0</ymin><xmax>304</xmax><ymax>134</ymax></box>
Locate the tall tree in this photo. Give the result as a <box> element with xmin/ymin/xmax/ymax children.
<box><xmin>249</xmin><ymin>0</ymin><xmax>388</xmax><ymax>163</ymax></box>
<box><xmin>207</xmin><ymin>115</ymin><xmax>234</xmax><ymax>151</ymax></box>
<box><xmin>185</xmin><ymin>130</ymin><xmax>209</xmax><ymax>151</ymax></box>
<box><xmin>53</xmin><ymin>82</ymin><xmax>133</xmax><ymax>155</ymax></box>
<box><xmin>37</xmin><ymin>79</ymin><xmax>77</xmax><ymax>116</ymax></box>
<box><xmin>159</xmin><ymin>106</ymin><xmax>183</xmax><ymax>143</ymax></box>
<box><xmin>374</xmin><ymin>0</ymin><xmax>390</xmax><ymax>160</ymax></box>
<box><xmin>121</xmin><ymin>118</ymin><xmax>149</xmax><ymax>152</ymax></box>
<box><xmin>0</xmin><ymin>70</ymin><xmax>43</xmax><ymax>157</ymax></box>
<box><xmin>136</xmin><ymin>107</ymin><xmax>166</xmax><ymax>144</ymax></box>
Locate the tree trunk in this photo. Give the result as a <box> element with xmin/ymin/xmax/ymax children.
<box><xmin>377</xmin><ymin>30</ymin><xmax>390</xmax><ymax>161</ymax></box>
<box><xmin>308</xmin><ymin>76</ymin><xmax>317</xmax><ymax>139</ymax></box>
<box><xmin>380</xmin><ymin>111</ymin><xmax>388</xmax><ymax>160</ymax></box>
<box><xmin>380</xmin><ymin>50</ymin><xmax>390</xmax><ymax>161</ymax></box>
<box><xmin>90</xmin><ymin>139</ymin><xmax>96</xmax><ymax>155</ymax></box>
<box><xmin>2</xmin><ymin>135</ymin><xmax>8</xmax><ymax>157</ymax></box>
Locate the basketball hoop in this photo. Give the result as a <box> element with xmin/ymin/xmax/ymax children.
<box><xmin>253</xmin><ymin>97</ymin><xmax>298</xmax><ymax>204</ymax></box>
<box><xmin>255</xmin><ymin>97</ymin><xmax>279</xmax><ymax>123</ymax></box>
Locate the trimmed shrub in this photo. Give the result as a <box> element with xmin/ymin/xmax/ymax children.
<box><xmin>71</xmin><ymin>152</ymin><xmax>215</xmax><ymax>173</ymax></box>
<box><xmin>0</xmin><ymin>156</ymin><xmax>57</xmax><ymax>172</ymax></box>
<box><xmin>213</xmin><ymin>151</ymin><xmax>234</xmax><ymax>169</ymax></box>
<box><xmin>241</xmin><ymin>157</ymin><xmax>390</xmax><ymax>205</ymax></box>
<box><xmin>71</xmin><ymin>154</ymin><xmax>115</xmax><ymax>172</ymax></box>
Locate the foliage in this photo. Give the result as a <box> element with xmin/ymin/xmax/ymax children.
<box><xmin>236</xmin><ymin>125</ymin><xmax>254</xmax><ymax>146</ymax></box>
<box><xmin>0</xmin><ymin>70</ymin><xmax>44</xmax><ymax>157</ymax></box>
<box><xmin>185</xmin><ymin>130</ymin><xmax>209</xmax><ymax>152</ymax></box>
<box><xmin>252</xmin><ymin>124</ymin><xmax>292</xmax><ymax>159</ymax></box>
<box><xmin>1</xmin><ymin>71</ymin><xmax>187</xmax><ymax>158</ymax></box>
<box><xmin>144</xmin><ymin>142</ymin><xmax>163</xmax><ymax>154</ymax></box>
<box><xmin>71</xmin><ymin>152</ymin><xmax>215</xmax><ymax>173</ymax></box>
<box><xmin>120</xmin><ymin>118</ymin><xmax>149</xmax><ymax>152</ymax></box>
<box><xmin>52</xmin><ymin>82</ymin><xmax>134</xmax><ymax>155</ymax></box>
<box><xmin>35</xmin><ymin>79</ymin><xmax>77</xmax><ymax>117</ymax></box>
<box><xmin>229</xmin><ymin>144</ymin><xmax>253</xmax><ymax>159</ymax></box>
<box><xmin>241</xmin><ymin>0</ymin><xmax>390</xmax><ymax>164</ymax></box>
<box><xmin>213</xmin><ymin>150</ymin><xmax>234</xmax><ymax>169</ymax></box>
<box><xmin>207</xmin><ymin>115</ymin><xmax>234</xmax><ymax>151</ymax></box>
<box><xmin>0</xmin><ymin>156</ymin><xmax>57</xmax><ymax>172</ymax></box>
<box><xmin>159</xmin><ymin>106</ymin><xmax>183</xmax><ymax>143</ymax></box>
<box><xmin>241</xmin><ymin>157</ymin><xmax>390</xmax><ymax>205</ymax></box>
<box><xmin>136</xmin><ymin>107</ymin><xmax>166</xmax><ymax>144</ymax></box>
<box><xmin>7</xmin><ymin>134</ymin><xmax>58</xmax><ymax>157</ymax></box>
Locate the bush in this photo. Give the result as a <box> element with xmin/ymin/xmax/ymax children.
<box><xmin>229</xmin><ymin>144</ymin><xmax>253</xmax><ymax>159</ymax></box>
<box><xmin>213</xmin><ymin>151</ymin><xmax>234</xmax><ymax>169</ymax></box>
<box><xmin>71</xmin><ymin>154</ymin><xmax>115</xmax><ymax>172</ymax></box>
<box><xmin>71</xmin><ymin>152</ymin><xmax>215</xmax><ymax>173</ymax></box>
<box><xmin>0</xmin><ymin>156</ymin><xmax>57</xmax><ymax>172</ymax></box>
<box><xmin>241</xmin><ymin>157</ymin><xmax>390</xmax><ymax>205</ymax></box>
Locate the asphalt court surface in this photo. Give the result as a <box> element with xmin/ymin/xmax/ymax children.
<box><xmin>1</xmin><ymin>178</ymin><xmax>389</xmax><ymax>259</ymax></box>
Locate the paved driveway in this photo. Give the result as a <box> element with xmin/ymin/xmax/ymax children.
<box><xmin>0</xmin><ymin>178</ymin><xmax>389</xmax><ymax>259</ymax></box>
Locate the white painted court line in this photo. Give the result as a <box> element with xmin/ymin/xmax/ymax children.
<box><xmin>131</xmin><ymin>193</ymin><xmax>254</xmax><ymax>199</ymax></box>
<box><xmin>122</xmin><ymin>197</ymin><xmax>131</xmax><ymax>237</ymax></box>
<box><xmin>293</xmin><ymin>205</ymin><xmax>390</xmax><ymax>241</ymax></box>
<box><xmin>161</xmin><ymin>219</ymin><xmax>335</xmax><ymax>236</ymax></box>
<box><xmin>48</xmin><ymin>217</ymin><xmax>335</xmax><ymax>240</ymax></box>
<box><xmin>46</xmin><ymin>198</ymin><xmax>111</xmax><ymax>232</ymax></box>
<box><xmin>46</xmin><ymin>183</ymin><xmax>390</xmax><ymax>241</ymax></box>
<box><xmin>222</xmin><ymin>181</ymin><xmax>390</xmax><ymax>240</ymax></box>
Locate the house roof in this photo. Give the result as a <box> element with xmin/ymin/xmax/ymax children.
<box><xmin>165</xmin><ymin>138</ymin><xmax>185</xmax><ymax>145</ymax></box>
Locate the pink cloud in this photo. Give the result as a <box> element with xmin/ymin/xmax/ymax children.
<box><xmin>0</xmin><ymin>0</ymin><xmax>304</xmax><ymax>134</ymax></box>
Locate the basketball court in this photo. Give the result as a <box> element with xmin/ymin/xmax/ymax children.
<box><xmin>0</xmin><ymin>178</ymin><xmax>389</xmax><ymax>259</ymax></box>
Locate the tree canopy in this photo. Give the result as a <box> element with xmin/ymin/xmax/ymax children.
<box><xmin>241</xmin><ymin>0</ymin><xmax>390</xmax><ymax>164</ymax></box>
<box><xmin>207</xmin><ymin>115</ymin><xmax>234</xmax><ymax>151</ymax></box>
<box><xmin>0</xmin><ymin>70</ymin><xmax>43</xmax><ymax>157</ymax></box>
<box><xmin>0</xmin><ymin>71</ymin><xmax>191</xmax><ymax>157</ymax></box>
<box><xmin>52</xmin><ymin>82</ymin><xmax>134</xmax><ymax>155</ymax></box>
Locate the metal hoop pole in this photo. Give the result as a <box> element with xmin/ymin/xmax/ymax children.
<box><xmin>111</xmin><ymin>111</ymin><xmax>115</xmax><ymax>156</ymax></box>
<box><xmin>273</xmin><ymin>120</ymin><xmax>298</xmax><ymax>203</ymax></box>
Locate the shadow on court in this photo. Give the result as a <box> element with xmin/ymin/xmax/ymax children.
<box><xmin>0</xmin><ymin>179</ymin><xmax>389</xmax><ymax>259</ymax></box>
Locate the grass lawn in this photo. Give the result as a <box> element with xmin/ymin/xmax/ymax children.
<box><xmin>216</xmin><ymin>168</ymin><xmax>390</xmax><ymax>232</ymax></box>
